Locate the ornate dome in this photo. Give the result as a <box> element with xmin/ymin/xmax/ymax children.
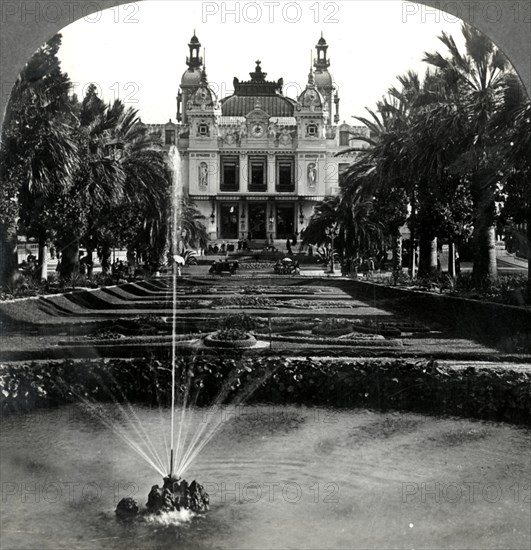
<box><xmin>221</xmin><ymin>95</ymin><xmax>294</xmax><ymax>117</ymax></box>
<box><xmin>220</xmin><ymin>61</ymin><xmax>295</xmax><ymax>117</ymax></box>
<box><xmin>297</xmin><ymin>69</ymin><xmax>325</xmax><ymax>110</ymax></box>
<box><xmin>314</xmin><ymin>69</ymin><xmax>333</xmax><ymax>89</ymax></box>
<box><xmin>190</xmin><ymin>70</ymin><xmax>216</xmax><ymax>107</ymax></box>
<box><xmin>181</xmin><ymin>67</ymin><xmax>202</xmax><ymax>88</ymax></box>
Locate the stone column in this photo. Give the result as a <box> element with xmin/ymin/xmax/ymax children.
<box><xmin>267</xmin><ymin>153</ymin><xmax>276</xmax><ymax>194</ymax></box>
<box><xmin>239</xmin><ymin>153</ymin><xmax>248</xmax><ymax>192</ymax></box>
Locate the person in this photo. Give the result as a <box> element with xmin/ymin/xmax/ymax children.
<box><xmin>293</xmin><ymin>260</ymin><xmax>301</xmax><ymax>275</ymax></box>
<box><xmin>368</xmin><ymin>257</ymin><xmax>375</xmax><ymax>279</ymax></box>
<box><xmin>209</xmin><ymin>260</ymin><xmax>218</xmax><ymax>275</ymax></box>
<box><xmin>230</xmin><ymin>260</ymin><xmax>239</xmax><ymax>275</ymax></box>
<box><xmin>79</xmin><ymin>253</ymin><xmax>87</xmax><ymax>275</ymax></box>
<box><xmin>286</xmin><ymin>238</ymin><xmax>292</xmax><ymax>255</ymax></box>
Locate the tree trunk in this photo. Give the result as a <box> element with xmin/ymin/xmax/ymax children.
<box><xmin>448</xmin><ymin>241</ymin><xmax>456</xmax><ymax>278</ymax></box>
<box><xmin>0</xmin><ymin>221</ymin><xmax>19</xmax><ymax>288</ymax></box>
<box><xmin>472</xmin><ymin>223</ymin><xmax>498</xmax><ymax>282</ymax></box>
<box><xmin>392</xmin><ymin>232</ymin><xmax>402</xmax><ymax>273</ymax></box>
<box><xmin>38</xmin><ymin>238</ymin><xmax>48</xmax><ymax>281</ymax></box>
<box><xmin>100</xmin><ymin>244</ymin><xmax>111</xmax><ymax>274</ymax></box>
<box><xmin>418</xmin><ymin>236</ymin><xmax>437</xmax><ymax>278</ymax></box>
<box><xmin>527</xmin><ymin>210</ymin><xmax>531</xmax><ymax>302</ymax></box>
<box><xmin>86</xmin><ymin>247</ymin><xmax>94</xmax><ymax>278</ymax></box>
<box><xmin>59</xmin><ymin>240</ymin><xmax>79</xmax><ymax>280</ymax></box>
<box><xmin>472</xmin><ymin>187</ymin><xmax>497</xmax><ymax>282</ymax></box>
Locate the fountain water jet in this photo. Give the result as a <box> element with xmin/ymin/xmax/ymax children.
<box><xmin>114</xmin><ymin>145</ymin><xmax>212</xmax><ymax>518</ymax></box>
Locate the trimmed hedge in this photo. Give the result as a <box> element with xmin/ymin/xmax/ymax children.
<box><xmin>1</xmin><ymin>357</ymin><xmax>529</xmax><ymax>425</ymax></box>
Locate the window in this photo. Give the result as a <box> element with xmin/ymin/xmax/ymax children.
<box><xmin>306</xmin><ymin>124</ymin><xmax>318</xmax><ymax>137</ymax></box>
<box><xmin>220</xmin><ymin>156</ymin><xmax>239</xmax><ymax>191</ymax></box>
<box><xmin>248</xmin><ymin>156</ymin><xmax>267</xmax><ymax>191</ymax></box>
<box><xmin>276</xmin><ymin>156</ymin><xmax>295</xmax><ymax>192</ymax></box>
<box><xmin>197</xmin><ymin>123</ymin><xmax>209</xmax><ymax>136</ymax></box>
<box><xmin>339</xmin><ymin>130</ymin><xmax>350</xmax><ymax>146</ymax></box>
<box><xmin>165</xmin><ymin>129</ymin><xmax>175</xmax><ymax>145</ymax></box>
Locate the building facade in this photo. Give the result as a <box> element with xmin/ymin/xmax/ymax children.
<box><xmin>146</xmin><ymin>33</ymin><xmax>367</xmax><ymax>246</ymax></box>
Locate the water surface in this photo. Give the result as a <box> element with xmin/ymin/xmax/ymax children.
<box><xmin>1</xmin><ymin>405</ymin><xmax>529</xmax><ymax>549</ymax></box>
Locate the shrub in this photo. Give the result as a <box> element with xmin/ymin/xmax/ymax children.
<box><xmin>1</xmin><ymin>358</ymin><xmax>529</xmax><ymax>425</ymax></box>
<box><xmin>219</xmin><ymin>313</ymin><xmax>258</xmax><ymax>331</ymax></box>
<box><xmin>312</xmin><ymin>318</ymin><xmax>353</xmax><ymax>336</ymax></box>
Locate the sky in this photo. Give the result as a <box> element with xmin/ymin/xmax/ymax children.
<box><xmin>56</xmin><ymin>0</ymin><xmax>466</xmax><ymax>124</ymax></box>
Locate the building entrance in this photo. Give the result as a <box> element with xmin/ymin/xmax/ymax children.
<box><xmin>248</xmin><ymin>203</ymin><xmax>267</xmax><ymax>240</ymax></box>
<box><xmin>276</xmin><ymin>204</ymin><xmax>295</xmax><ymax>239</ymax></box>
<box><xmin>220</xmin><ymin>203</ymin><xmax>239</xmax><ymax>239</ymax></box>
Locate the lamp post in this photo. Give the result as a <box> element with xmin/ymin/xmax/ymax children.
<box><xmin>325</xmin><ymin>223</ymin><xmax>339</xmax><ymax>274</ymax></box>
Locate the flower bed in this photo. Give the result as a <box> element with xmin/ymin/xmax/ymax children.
<box><xmin>312</xmin><ymin>318</ymin><xmax>353</xmax><ymax>336</ymax></box>
<box><xmin>216</xmin><ymin>296</ymin><xmax>278</xmax><ymax>308</ymax></box>
<box><xmin>286</xmin><ymin>299</ymin><xmax>356</xmax><ymax>309</ymax></box>
<box><xmin>203</xmin><ymin>330</ymin><xmax>257</xmax><ymax>349</ymax></box>
<box><xmin>1</xmin><ymin>357</ymin><xmax>529</xmax><ymax>425</ymax></box>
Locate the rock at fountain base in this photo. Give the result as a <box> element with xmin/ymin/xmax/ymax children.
<box><xmin>146</xmin><ymin>476</ymin><xmax>210</xmax><ymax>514</ymax></box>
<box><xmin>115</xmin><ymin>497</ymin><xmax>139</xmax><ymax>519</ymax></box>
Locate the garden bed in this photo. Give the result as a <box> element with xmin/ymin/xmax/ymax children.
<box><xmin>346</xmin><ymin>279</ymin><xmax>531</xmax><ymax>352</ymax></box>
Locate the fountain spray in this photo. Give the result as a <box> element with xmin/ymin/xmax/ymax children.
<box><xmin>115</xmin><ymin>146</ymin><xmax>210</xmax><ymax>518</ymax></box>
<box><xmin>169</xmin><ymin>144</ymin><xmax>181</xmax><ymax>479</ymax></box>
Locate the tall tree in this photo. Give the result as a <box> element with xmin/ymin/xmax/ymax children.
<box><xmin>423</xmin><ymin>23</ymin><xmax>511</xmax><ymax>281</ymax></box>
<box><xmin>0</xmin><ymin>34</ymin><xmax>76</xmax><ymax>286</ymax></box>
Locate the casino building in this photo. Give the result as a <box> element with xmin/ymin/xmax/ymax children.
<box><xmin>145</xmin><ymin>33</ymin><xmax>368</xmax><ymax>246</ymax></box>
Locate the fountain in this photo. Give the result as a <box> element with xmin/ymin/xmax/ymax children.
<box><xmin>115</xmin><ymin>144</ymin><xmax>212</xmax><ymax>519</ymax></box>
<box><xmin>116</xmin><ymin>476</ymin><xmax>209</xmax><ymax>519</ymax></box>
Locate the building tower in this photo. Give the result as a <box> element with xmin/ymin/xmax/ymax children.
<box><xmin>177</xmin><ymin>32</ymin><xmax>203</xmax><ymax>123</ymax></box>
<box><xmin>313</xmin><ymin>33</ymin><xmax>340</xmax><ymax>125</ymax></box>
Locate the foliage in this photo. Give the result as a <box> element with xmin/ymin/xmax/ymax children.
<box><xmin>0</xmin><ymin>35</ymin><xmax>175</xmax><ymax>285</ymax></box>
<box><xmin>312</xmin><ymin>318</ymin><xmax>353</xmax><ymax>336</ymax></box>
<box><xmin>1</xmin><ymin>357</ymin><xmax>529</xmax><ymax>425</ymax></box>
<box><xmin>219</xmin><ymin>313</ymin><xmax>258</xmax><ymax>331</ymax></box>
<box><xmin>215</xmin><ymin>329</ymin><xmax>250</xmax><ymax>341</ymax></box>
<box><xmin>0</xmin><ymin>34</ymin><xmax>77</xmax><ymax>286</ymax></box>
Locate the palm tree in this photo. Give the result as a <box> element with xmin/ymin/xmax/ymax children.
<box><xmin>490</xmin><ymin>74</ymin><xmax>531</xmax><ymax>295</ymax></box>
<box><xmin>423</xmin><ymin>23</ymin><xmax>512</xmax><ymax>282</ymax></box>
<box><xmin>178</xmin><ymin>196</ymin><xmax>209</xmax><ymax>253</ymax></box>
<box><xmin>0</xmin><ymin>34</ymin><xmax>77</xmax><ymax>286</ymax></box>
<box><xmin>337</xmin><ymin>81</ymin><xmax>418</xmax><ymax>274</ymax></box>
<box><xmin>55</xmin><ymin>96</ymin><xmax>125</xmax><ymax>278</ymax></box>
<box><xmin>302</xmin><ymin>183</ymin><xmax>384</xmax><ymax>270</ymax></box>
